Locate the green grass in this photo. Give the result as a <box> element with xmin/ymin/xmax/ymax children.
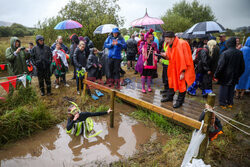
<box><xmin>0</xmin><ymin>86</ymin><xmax>58</xmax><ymax>147</ymax></box>
<box><xmin>0</xmin><ymin>86</ymin><xmax>37</xmax><ymax>115</ymax></box>
<box><xmin>130</xmin><ymin>108</ymin><xmax>188</xmax><ymax>136</ymax></box>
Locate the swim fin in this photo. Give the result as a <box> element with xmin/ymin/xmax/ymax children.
<box><xmin>95</xmin><ymin>89</ymin><xmax>104</xmax><ymax>97</ymax></box>
<box><xmin>91</xmin><ymin>94</ymin><xmax>99</xmax><ymax>100</ymax></box>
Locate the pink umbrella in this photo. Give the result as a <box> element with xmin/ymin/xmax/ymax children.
<box><xmin>131</xmin><ymin>9</ymin><xmax>164</xmax><ymax>26</ymax></box>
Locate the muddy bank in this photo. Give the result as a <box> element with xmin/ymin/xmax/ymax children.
<box><xmin>0</xmin><ymin>103</ymin><xmax>167</xmax><ymax>167</ymax></box>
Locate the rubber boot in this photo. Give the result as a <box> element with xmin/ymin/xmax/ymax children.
<box><xmin>173</xmin><ymin>91</ymin><xmax>186</xmax><ymax>108</ymax></box>
<box><xmin>40</xmin><ymin>88</ymin><xmax>45</xmax><ymax>96</ymax></box>
<box><xmin>161</xmin><ymin>88</ymin><xmax>175</xmax><ymax>102</ymax></box>
<box><xmin>147</xmin><ymin>76</ymin><xmax>152</xmax><ymax>92</ymax></box>
<box><xmin>47</xmin><ymin>86</ymin><xmax>52</xmax><ymax>96</ymax></box>
<box><xmin>114</xmin><ymin>79</ymin><xmax>120</xmax><ymax>89</ymax></box>
<box><xmin>141</xmin><ymin>76</ymin><xmax>146</xmax><ymax>93</ymax></box>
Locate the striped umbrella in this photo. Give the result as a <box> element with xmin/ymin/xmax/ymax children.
<box><xmin>93</xmin><ymin>24</ymin><xmax>117</xmax><ymax>34</ymax></box>
<box><xmin>186</xmin><ymin>21</ymin><xmax>225</xmax><ymax>35</ymax></box>
<box><xmin>131</xmin><ymin>9</ymin><xmax>164</xmax><ymax>26</ymax></box>
<box><xmin>54</xmin><ymin>20</ymin><xmax>82</xmax><ymax>30</ymax></box>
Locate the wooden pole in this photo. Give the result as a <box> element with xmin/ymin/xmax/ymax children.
<box><xmin>198</xmin><ymin>93</ymin><xmax>216</xmax><ymax>159</ymax></box>
<box><xmin>83</xmin><ymin>72</ymin><xmax>88</xmax><ymax>97</ymax></box>
<box><xmin>110</xmin><ymin>90</ymin><xmax>115</xmax><ymax>128</ymax></box>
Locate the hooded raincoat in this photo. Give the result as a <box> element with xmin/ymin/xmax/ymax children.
<box><xmin>236</xmin><ymin>37</ymin><xmax>250</xmax><ymax>89</ymax></box>
<box><xmin>5</xmin><ymin>37</ymin><xmax>30</xmax><ymax>75</ymax></box>
<box><xmin>214</xmin><ymin>37</ymin><xmax>245</xmax><ymax>86</ymax></box>
<box><xmin>167</xmin><ymin>37</ymin><xmax>195</xmax><ymax>93</ymax></box>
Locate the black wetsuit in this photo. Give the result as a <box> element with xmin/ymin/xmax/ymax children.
<box><xmin>66</xmin><ymin>111</ymin><xmax>107</xmax><ymax>131</ymax></box>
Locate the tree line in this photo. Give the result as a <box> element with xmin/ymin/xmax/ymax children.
<box><xmin>0</xmin><ymin>23</ymin><xmax>36</xmax><ymax>37</ymax></box>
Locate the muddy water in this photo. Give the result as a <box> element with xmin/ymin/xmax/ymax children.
<box><xmin>0</xmin><ymin>103</ymin><xmax>167</xmax><ymax>167</ymax></box>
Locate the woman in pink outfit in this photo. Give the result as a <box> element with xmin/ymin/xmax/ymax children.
<box><xmin>141</xmin><ymin>29</ymin><xmax>158</xmax><ymax>93</ymax></box>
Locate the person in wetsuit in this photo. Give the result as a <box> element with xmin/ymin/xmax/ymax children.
<box><xmin>66</xmin><ymin>104</ymin><xmax>112</xmax><ymax>131</ymax></box>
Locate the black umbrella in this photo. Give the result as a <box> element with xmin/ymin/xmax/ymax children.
<box><xmin>179</xmin><ymin>29</ymin><xmax>212</xmax><ymax>39</ymax></box>
<box><xmin>186</xmin><ymin>21</ymin><xmax>225</xmax><ymax>35</ymax></box>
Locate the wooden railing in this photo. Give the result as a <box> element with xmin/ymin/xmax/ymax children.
<box><xmin>82</xmin><ymin>73</ymin><xmax>207</xmax><ymax>131</ymax></box>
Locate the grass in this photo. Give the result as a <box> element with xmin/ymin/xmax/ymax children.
<box><xmin>130</xmin><ymin>108</ymin><xmax>188</xmax><ymax>136</ymax></box>
<box><xmin>0</xmin><ymin>86</ymin><xmax>58</xmax><ymax>147</ymax></box>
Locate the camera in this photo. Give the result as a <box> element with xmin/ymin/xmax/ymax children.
<box><xmin>20</xmin><ymin>47</ymin><xmax>26</xmax><ymax>50</ymax></box>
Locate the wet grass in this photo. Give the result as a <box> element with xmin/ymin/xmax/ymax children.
<box><xmin>130</xmin><ymin>108</ymin><xmax>188</xmax><ymax>136</ymax></box>
<box><xmin>0</xmin><ymin>86</ymin><xmax>58</xmax><ymax>147</ymax></box>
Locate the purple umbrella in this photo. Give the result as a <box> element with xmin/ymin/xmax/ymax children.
<box><xmin>131</xmin><ymin>9</ymin><xmax>164</xmax><ymax>26</ymax></box>
<box><xmin>54</xmin><ymin>20</ymin><xmax>83</xmax><ymax>30</ymax></box>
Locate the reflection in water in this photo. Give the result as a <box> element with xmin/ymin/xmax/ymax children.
<box><xmin>0</xmin><ymin>103</ymin><xmax>167</xmax><ymax>166</ymax></box>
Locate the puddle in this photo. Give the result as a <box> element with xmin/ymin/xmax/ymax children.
<box><xmin>0</xmin><ymin>103</ymin><xmax>167</xmax><ymax>167</ymax></box>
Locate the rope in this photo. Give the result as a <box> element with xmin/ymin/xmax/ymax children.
<box><xmin>214</xmin><ymin>113</ymin><xmax>250</xmax><ymax>136</ymax></box>
<box><xmin>204</xmin><ymin>108</ymin><xmax>250</xmax><ymax>135</ymax></box>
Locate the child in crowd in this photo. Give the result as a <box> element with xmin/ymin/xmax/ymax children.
<box><xmin>86</xmin><ymin>48</ymin><xmax>102</xmax><ymax>82</ymax></box>
<box><xmin>52</xmin><ymin>42</ymin><xmax>69</xmax><ymax>89</ymax></box>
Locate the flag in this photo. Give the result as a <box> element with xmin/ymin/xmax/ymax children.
<box><xmin>18</xmin><ymin>75</ymin><xmax>26</xmax><ymax>87</ymax></box>
<box><xmin>7</xmin><ymin>76</ymin><xmax>17</xmax><ymax>88</ymax></box>
<box><xmin>0</xmin><ymin>81</ymin><xmax>10</xmax><ymax>93</ymax></box>
<box><xmin>0</xmin><ymin>64</ymin><xmax>5</xmax><ymax>70</ymax></box>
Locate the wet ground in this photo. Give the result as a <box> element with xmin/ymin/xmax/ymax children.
<box><xmin>0</xmin><ymin>102</ymin><xmax>167</xmax><ymax>167</ymax></box>
<box><xmin>0</xmin><ymin>65</ymin><xmax>249</xmax><ymax>167</ymax></box>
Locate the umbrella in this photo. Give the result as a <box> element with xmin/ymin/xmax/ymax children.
<box><xmin>54</xmin><ymin>20</ymin><xmax>82</xmax><ymax>30</ymax></box>
<box><xmin>134</xmin><ymin>24</ymin><xmax>163</xmax><ymax>33</ymax></box>
<box><xmin>131</xmin><ymin>9</ymin><xmax>164</xmax><ymax>26</ymax></box>
<box><xmin>93</xmin><ymin>24</ymin><xmax>117</xmax><ymax>34</ymax></box>
<box><xmin>186</xmin><ymin>21</ymin><xmax>225</xmax><ymax>35</ymax></box>
<box><xmin>179</xmin><ymin>29</ymin><xmax>212</xmax><ymax>39</ymax></box>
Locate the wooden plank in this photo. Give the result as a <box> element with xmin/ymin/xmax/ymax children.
<box><xmin>83</xmin><ymin>79</ymin><xmax>113</xmax><ymax>94</ymax></box>
<box><xmin>116</xmin><ymin>91</ymin><xmax>206</xmax><ymax>130</ymax></box>
<box><xmin>110</xmin><ymin>90</ymin><xmax>115</xmax><ymax>128</ymax></box>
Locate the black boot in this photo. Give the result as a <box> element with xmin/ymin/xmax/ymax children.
<box><xmin>160</xmin><ymin>90</ymin><xmax>168</xmax><ymax>94</ymax></box>
<box><xmin>40</xmin><ymin>88</ymin><xmax>45</xmax><ymax>96</ymax></box>
<box><xmin>173</xmin><ymin>91</ymin><xmax>186</xmax><ymax>108</ymax></box>
<box><xmin>161</xmin><ymin>89</ymin><xmax>174</xmax><ymax>102</ymax></box>
<box><xmin>47</xmin><ymin>86</ymin><xmax>52</xmax><ymax>96</ymax></box>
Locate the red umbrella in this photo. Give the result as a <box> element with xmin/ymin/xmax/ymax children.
<box><xmin>131</xmin><ymin>9</ymin><xmax>164</xmax><ymax>26</ymax></box>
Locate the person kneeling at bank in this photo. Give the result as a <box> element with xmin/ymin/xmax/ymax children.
<box><xmin>67</xmin><ymin>104</ymin><xmax>112</xmax><ymax>136</ymax></box>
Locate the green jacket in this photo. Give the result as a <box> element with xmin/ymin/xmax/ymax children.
<box><xmin>5</xmin><ymin>37</ymin><xmax>30</xmax><ymax>75</ymax></box>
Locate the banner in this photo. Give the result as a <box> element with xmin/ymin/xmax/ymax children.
<box><xmin>7</xmin><ymin>76</ymin><xmax>17</xmax><ymax>88</ymax></box>
<box><xmin>0</xmin><ymin>64</ymin><xmax>5</xmax><ymax>70</ymax></box>
<box><xmin>0</xmin><ymin>81</ymin><xmax>10</xmax><ymax>93</ymax></box>
<box><xmin>18</xmin><ymin>75</ymin><xmax>26</xmax><ymax>87</ymax></box>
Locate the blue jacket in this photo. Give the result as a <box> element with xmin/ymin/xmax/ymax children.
<box><xmin>219</xmin><ymin>41</ymin><xmax>226</xmax><ymax>54</ymax></box>
<box><xmin>236</xmin><ymin>37</ymin><xmax>250</xmax><ymax>89</ymax></box>
<box><xmin>104</xmin><ymin>34</ymin><xmax>126</xmax><ymax>59</ymax></box>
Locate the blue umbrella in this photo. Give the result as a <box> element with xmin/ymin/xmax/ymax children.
<box><xmin>54</xmin><ymin>20</ymin><xmax>83</xmax><ymax>30</ymax></box>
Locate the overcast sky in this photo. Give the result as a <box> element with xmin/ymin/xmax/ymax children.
<box><xmin>0</xmin><ymin>0</ymin><xmax>249</xmax><ymax>29</ymax></box>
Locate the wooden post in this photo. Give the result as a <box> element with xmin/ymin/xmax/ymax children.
<box><xmin>83</xmin><ymin>72</ymin><xmax>88</xmax><ymax>97</ymax></box>
<box><xmin>110</xmin><ymin>90</ymin><xmax>115</xmax><ymax>128</ymax></box>
<box><xmin>198</xmin><ymin>93</ymin><xmax>216</xmax><ymax>158</ymax></box>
